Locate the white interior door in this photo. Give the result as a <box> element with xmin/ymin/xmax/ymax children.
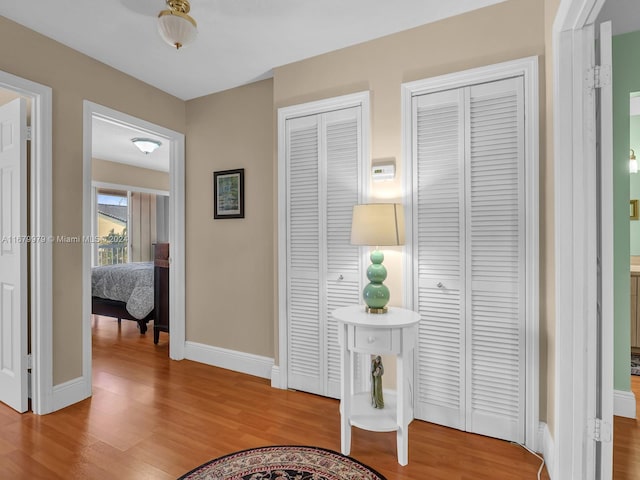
<box><xmin>324</xmin><ymin>108</ymin><xmax>363</xmax><ymax>398</ymax></box>
<box><xmin>286</xmin><ymin>114</ymin><xmax>323</xmax><ymax>396</ymax></box>
<box><xmin>464</xmin><ymin>78</ymin><xmax>525</xmax><ymax>443</ymax></box>
<box><xmin>412</xmin><ymin>87</ymin><xmax>466</xmax><ymax>430</ymax></box>
<box><xmin>0</xmin><ymin>97</ymin><xmax>28</xmax><ymax>413</ymax></box>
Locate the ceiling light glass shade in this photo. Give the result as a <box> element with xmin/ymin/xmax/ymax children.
<box><xmin>132</xmin><ymin>138</ymin><xmax>162</xmax><ymax>154</ymax></box>
<box><xmin>158</xmin><ymin>0</ymin><xmax>197</xmax><ymax>50</ymax></box>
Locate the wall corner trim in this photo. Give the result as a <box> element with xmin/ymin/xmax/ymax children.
<box><xmin>614</xmin><ymin>389</ymin><xmax>637</xmax><ymax>419</ymax></box>
<box><xmin>184</xmin><ymin>341</ymin><xmax>274</xmax><ymax>380</ymax></box>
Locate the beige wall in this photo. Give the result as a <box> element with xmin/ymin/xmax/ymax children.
<box><xmin>0</xmin><ymin>17</ymin><xmax>186</xmax><ymax>385</ymax></box>
<box><xmin>92</xmin><ymin>158</ymin><xmax>170</xmax><ymax>192</ymax></box>
<box><xmin>185</xmin><ymin>79</ymin><xmax>275</xmax><ymax>357</ymax></box>
<box><xmin>273</xmin><ymin>0</ymin><xmax>548</xmax><ymax>414</ymax></box>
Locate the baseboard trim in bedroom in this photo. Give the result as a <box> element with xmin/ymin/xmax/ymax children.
<box><xmin>614</xmin><ymin>389</ymin><xmax>637</xmax><ymax>419</ymax></box>
<box><xmin>184</xmin><ymin>341</ymin><xmax>274</xmax><ymax>380</ymax></box>
<box><xmin>51</xmin><ymin>376</ymin><xmax>91</xmax><ymax>412</ymax></box>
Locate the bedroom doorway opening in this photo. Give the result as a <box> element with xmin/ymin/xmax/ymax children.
<box><xmin>82</xmin><ymin>101</ymin><xmax>186</xmax><ymax>393</ymax></box>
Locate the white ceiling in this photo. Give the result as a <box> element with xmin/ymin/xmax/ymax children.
<box><xmin>1</xmin><ymin>0</ymin><xmax>506</xmax><ymax>101</ymax></box>
<box><xmin>92</xmin><ymin>117</ymin><xmax>170</xmax><ymax>172</ymax></box>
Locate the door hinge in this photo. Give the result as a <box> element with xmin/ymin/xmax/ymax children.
<box><xmin>589</xmin><ymin>417</ymin><xmax>612</xmax><ymax>443</ymax></box>
<box><xmin>587</xmin><ymin>65</ymin><xmax>612</xmax><ymax>90</ymax></box>
<box><xmin>27</xmin><ymin>353</ymin><xmax>33</xmax><ymax>370</ymax></box>
<box><xmin>26</xmin><ymin>126</ymin><xmax>32</xmax><ymax>141</ymax></box>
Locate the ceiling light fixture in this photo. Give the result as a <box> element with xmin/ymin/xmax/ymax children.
<box><xmin>132</xmin><ymin>138</ymin><xmax>162</xmax><ymax>154</ymax></box>
<box><xmin>157</xmin><ymin>0</ymin><xmax>198</xmax><ymax>50</ymax></box>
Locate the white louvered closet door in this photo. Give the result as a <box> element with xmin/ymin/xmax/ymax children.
<box><xmin>413</xmin><ymin>88</ymin><xmax>466</xmax><ymax>429</ymax></box>
<box><xmin>324</xmin><ymin>108</ymin><xmax>363</xmax><ymax>398</ymax></box>
<box><xmin>464</xmin><ymin>78</ymin><xmax>525</xmax><ymax>442</ymax></box>
<box><xmin>413</xmin><ymin>76</ymin><xmax>525</xmax><ymax>443</ymax></box>
<box><xmin>286</xmin><ymin>115</ymin><xmax>322</xmax><ymax>395</ymax></box>
<box><xmin>286</xmin><ymin>107</ymin><xmax>363</xmax><ymax>399</ymax></box>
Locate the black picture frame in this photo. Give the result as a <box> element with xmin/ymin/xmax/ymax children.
<box><xmin>213</xmin><ymin>168</ymin><xmax>245</xmax><ymax>219</ymax></box>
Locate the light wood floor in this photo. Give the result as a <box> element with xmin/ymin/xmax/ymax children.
<box><xmin>613</xmin><ymin>374</ymin><xmax>640</xmax><ymax>479</ymax></box>
<box><xmin>17</xmin><ymin>315</ymin><xmax>640</xmax><ymax>479</ymax></box>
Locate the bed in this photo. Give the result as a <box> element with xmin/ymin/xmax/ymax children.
<box><xmin>91</xmin><ymin>243</ymin><xmax>169</xmax><ymax>344</ymax></box>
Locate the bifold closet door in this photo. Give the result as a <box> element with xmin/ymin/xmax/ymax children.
<box><xmin>464</xmin><ymin>78</ymin><xmax>525</xmax><ymax>443</ymax></box>
<box><xmin>285</xmin><ymin>107</ymin><xmax>362</xmax><ymax>399</ymax></box>
<box><xmin>413</xmin><ymin>88</ymin><xmax>466</xmax><ymax>430</ymax></box>
<box><xmin>413</xmin><ymin>77</ymin><xmax>525</xmax><ymax>443</ymax></box>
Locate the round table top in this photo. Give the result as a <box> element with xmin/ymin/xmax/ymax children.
<box><xmin>332</xmin><ymin>305</ymin><xmax>420</xmax><ymax>328</ymax></box>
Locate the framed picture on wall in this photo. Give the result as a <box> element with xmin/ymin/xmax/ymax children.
<box><xmin>214</xmin><ymin>168</ymin><xmax>244</xmax><ymax>219</ymax></box>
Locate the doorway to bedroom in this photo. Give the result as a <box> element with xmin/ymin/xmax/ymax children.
<box><xmin>82</xmin><ymin>101</ymin><xmax>186</xmax><ymax>393</ymax></box>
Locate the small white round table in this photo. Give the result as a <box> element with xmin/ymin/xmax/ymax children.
<box><xmin>332</xmin><ymin>305</ymin><xmax>420</xmax><ymax>466</ymax></box>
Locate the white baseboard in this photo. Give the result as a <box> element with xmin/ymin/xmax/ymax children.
<box><xmin>539</xmin><ymin>422</ymin><xmax>555</xmax><ymax>480</ymax></box>
<box><xmin>271</xmin><ymin>365</ymin><xmax>281</xmax><ymax>388</ymax></box>
<box><xmin>51</xmin><ymin>376</ymin><xmax>90</xmax><ymax>412</ymax></box>
<box><xmin>184</xmin><ymin>341</ymin><xmax>274</xmax><ymax>379</ymax></box>
<box><xmin>614</xmin><ymin>389</ymin><xmax>637</xmax><ymax>419</ymax></box>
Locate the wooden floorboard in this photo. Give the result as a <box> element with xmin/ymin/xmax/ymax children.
<box><xmin>16</xmin><ymin>314</ymin><xmax>639</xmax><ymax>478</ymax></box>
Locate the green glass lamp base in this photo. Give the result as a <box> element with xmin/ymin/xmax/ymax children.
<box><xmin>363</xmin><ymin>249</ymin><xmax>390</xmax><ymax>314</ymax></box>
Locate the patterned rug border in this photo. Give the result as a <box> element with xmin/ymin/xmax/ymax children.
<box><xmin>178</xmin><ymin>445</ymin><xmax>387</xmax><ymax>480</ymax></box>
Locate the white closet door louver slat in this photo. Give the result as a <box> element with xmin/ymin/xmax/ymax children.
<box><xmin>287</xmin><ymin>116</ymin><xmax>323</xmax><ymax>395</ymax></box>
<box><xmin>465</xmin><ymin>77</ymin><xmax>525</xmax><ymax>443</ymax></box>
<box><xmin>413</xmin><ymin>89</ymin><xmax>466</xmax><ymax>429</ymax></box>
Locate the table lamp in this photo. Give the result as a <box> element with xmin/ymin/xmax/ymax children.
<box><xmin>350</xmin><ymin>203</ymin><xmax>405</xmax><ymax>313</ymax></box>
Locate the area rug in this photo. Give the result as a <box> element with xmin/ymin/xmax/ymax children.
<box><xmin>178</xmin><ymin>445</ymin><xmax>387</xmax><ymax>480</ymax></box>
<box><xmin>632</xmin><ymin>354</ymin><xmax>640</xmax><ymax>376</ymax></box>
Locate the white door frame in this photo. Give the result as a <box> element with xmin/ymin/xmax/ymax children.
<box><xmin>553</xmin><ymin>0</ymin><xmax>612</xmax><ymax>479</ymax></box>
<box><xmin>82</xmin><ymin>101</ymin><xmax>186</xmax><ymax>399</ymax></box>
<box><xmin>0</xmin><ymin>71</ymin><xmax>53</xmax><ymax>414</ymax></box>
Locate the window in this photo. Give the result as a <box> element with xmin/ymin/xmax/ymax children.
<box><xmin>96</xmin><ymin>189</ymin><xmax>128</xmax><ymax>265</ymax></box>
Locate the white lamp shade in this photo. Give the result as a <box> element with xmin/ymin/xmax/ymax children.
<box><xmin>350</xmin><ymin>203</ymin><xmax>405</xmax><ymax>246</ymax></box>
<box><xmin>631</xmin><ymin>159</ymin><xmax>639</xmax><ymax>174</ymax></box>
<box><xmin>158</xmin><ymin>11</ymin><xmax>198</xmax><ymax>49</ymax></box>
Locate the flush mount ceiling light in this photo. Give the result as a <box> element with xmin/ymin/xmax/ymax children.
<box><xmin>132</xmin><ymin>137</ymin><xmax>162</xmax><ymax>154</ymax></box>
<box><xmin>157</xmin><ymin>0</ymin><xmax>198</xmax><ymax>50</ymax></box>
